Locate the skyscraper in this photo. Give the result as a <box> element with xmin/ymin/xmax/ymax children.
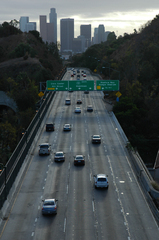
<box><xmin>80</xmin><ymin>24</ymin><xmax>91</xmax><ymax>49</ymax></box>
<box><xmin>20</xmin><ymin>17</ymin><xmax>36</xmax><ymax>32</ymax></box>
<box><xmin>49</xmin><ymin>8</ymin><xmax>57</xmax><ymax>43</ymax></box>
<box><xmin>98</xmin><ymin>24</ymin><xmax>105</xmax><ymax>43</ymax></box>
<box><xmin>40</xmin><ymin>8</ymin><xmax>57</xmax><ymax>44</ymax></box>
<box><xmin>60</xmin><ymin>18</ymin><xmax>74</xmax><ymax>52</ymax></box>
<box><xmin>20</xmin><ymin>17</ymin><xmax>29</xmax><ymax>32</ymax></box>
<box><xmin>40</xmin><ymin>15</ymin><xmax>47</xmax><ymax>42</ymax></box>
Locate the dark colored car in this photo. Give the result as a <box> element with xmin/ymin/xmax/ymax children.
<box><xmin>84</xmin><ymin>91</ymin><xmax>89</xmax><ymax>94</ymax></box>
<box><xmin>46</xmin><ymin>123</ymin><xmax>54</xmax><ymax>131</ymax></box>
<box><xmin>77</xmin><ymin>99</ymin><xmax>82</xmax><ymax>104</ymax></box>
<box><xmin>74</xmin><ymin>155</ymin><xmax>85</xmax><ymax>166</ymax></box>
<box><xmin>92</xmin><ymin>135</ymin><xmax>101</xmax><ymax>143</ymax></box>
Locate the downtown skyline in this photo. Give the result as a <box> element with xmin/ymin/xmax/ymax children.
<box><xmin>1</xmin><ymin>1</ymin><xmax>159</xmax><ymax>41</ymax></box>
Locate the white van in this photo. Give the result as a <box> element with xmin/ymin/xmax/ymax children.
<box><xmin>65</xmin><ymin>99</ymin><xmax>71</xmax><ymax>105</ymax></box>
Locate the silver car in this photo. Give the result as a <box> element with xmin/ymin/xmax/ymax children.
<box><xmin>39</xmin><ymin>143</ymin><xmax>51</xmax><ymax>155</ymax></box>
<box><xmin>54</xmin><ymin>151</ymin><xmax>65</xmax><ymax>162</ymax></box>
<box><xmin>75</xmin><ymin>107</ymin><xmax>81</xmax><ymax>113</ymax></box>
<box><xmin>94</xmin><ymin>174</ymin><xmax>109</xmax><ymax>189</ymax></box>
<box><xmin>42</xmin><ymin>199</ymin><xmax>58</xmax><ymax>215</ymax></box>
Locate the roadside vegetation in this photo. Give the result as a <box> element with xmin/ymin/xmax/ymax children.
<box><xmin>0</xmin><ymin>20</ymin><xmax>63</xmax><ymax>164</ymax></box>
<box><xmin>71</xmin><ymin>15</ymin><xmax>159</xmax><ymax>167</ymax></box>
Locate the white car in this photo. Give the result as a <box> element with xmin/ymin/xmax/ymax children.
<box><xmin>94</xmin><ymin>174</ymin><xmax>109</xmax><ymax>189</ymax></box>
<box><xmin>63</xmin><ymin>124</ymin><xmax>71</xmax><ymax>131</ymax></box>
<box><xmin>39</xmin><ymin>143</ymin><xmax>51</xmax><ymax>155</ymax></box>
<box><xmin>75</xmin><ymin>107</ymin><xmax>81</xmax><ymax>113</ymax></box>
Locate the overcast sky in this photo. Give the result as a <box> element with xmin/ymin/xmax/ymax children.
<box><xmin>1</xmin><ymin>0</ymin><xmax>159</xmax><ymax>41</ymax></box>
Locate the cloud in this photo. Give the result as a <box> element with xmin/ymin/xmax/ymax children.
<box><xmin>1</xmin><ymin>1</ymin><xmax>159</xmax><ymax>40</ymax></box>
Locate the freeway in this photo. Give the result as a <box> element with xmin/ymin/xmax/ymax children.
<box><xmin>0</xmin><ymin>69</ymin><xmax>158</xmax><ymax>240</ymax></box>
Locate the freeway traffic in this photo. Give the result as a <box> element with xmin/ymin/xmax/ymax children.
<box><xmin>0</xmin><ymin>69</ymin><xmax>158</xmax><ymax>240</ymax></box>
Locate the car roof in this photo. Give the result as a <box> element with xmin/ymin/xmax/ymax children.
<box><xmin>93</xmin><ymin>135</ymin><xmax>100</xmax><ymax>137</ymax></box>
<box><xmin>40</xmin><ymin>143</ymin><xmax>49</xmax><ymax>146</ymax></box>
<box><xmin>87</xmin><ymin>105</ymin><xmax>92</xmax><ymax>107</ymax></box>
<box><xmin>97</xmin><ymin>174</ymin><xmax>107</xmax><ymax>178</ymax></box>
<box><xmin>75</xmin><ymin>155</ymin><xmax>83</xmax><ymax>157</ymax></box>
<box><xmin>44</xmin><ymin>198</ymin><xmax>55</xmax><ymax>202</ymax></box>
<box><xmin>46</xmin><ymin>123</ymin><xmax>53</xmax><ymax>125</ymax></box>
<box><xmin>55</xmin><ymin>151</ymin><xmax>64</xmax><ymax>154</ymax></box>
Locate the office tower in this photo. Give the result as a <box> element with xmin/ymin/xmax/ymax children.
<box><xmin>49</xmin><ymin>8</ymin><xmax>57</xmax><ymax>43</ymax></box>
<box><xmin>72</xmin><ymin>38</ymin><xmax>82</xmax><ymax>53</ymax></box>
<box><xmin>19</xmin><ymin>17</ymin><xmax>29</xmax><ymax>32</ymax></box>
<box><xmin>93</xmin><ymin>28</ymin><xmax>98</xmax><ymax>44</ymax></box>
<box><xmin>20</xmin><ymin>17</ymin><xmax>36</xmax><ymax>32</ymax></box>
<box><xmin>105</xmin><ymin>31</ymin><xmax>111</xmax><ymax>41</ymax></box>
<box><xmin>25</xmin><ymin>22</ymin><xmax>36</xmax><ymax>32</ymax></box>
<box><xmin>40</xmin><ymin>15</ymin><xmax>47</xmax><ymax>42</ymax></box>
<box><xmin>60</xmin><ymin>18</ymin><xmax>74</xmax><ymax>52</ymax></box>
<box><xmin>40</xmin><ymin>8</ymin><xmax>57</xmax><ymax>44</ymax></box>
<box><xmin>98</xmin><ymin>24</ymin><xmax>105</xmax><ymax>43</ymax></box>
<box><xmin>80</xmin><ymin>24</ymin><xmax>91</xmax><ymax>49</ymax></box>
<box><xmin>80</xmin><ymin>24</ymin><xmax>91</xmax><ymax>40</ymax></box>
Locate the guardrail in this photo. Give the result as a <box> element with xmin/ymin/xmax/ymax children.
<box><xmin>110</xmin><ymin>111</ymin><xmax>159</xmax><ymax>223</ymax></box>
<box><xmin>0</xmin><ymin>91</ymin><xmax>56</xmax><ymax>209</ymax></box>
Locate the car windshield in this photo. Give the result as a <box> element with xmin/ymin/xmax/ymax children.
<box><xmin>46</xmin><ymin>124</ymin><xmax>53</xmax><ymax>127</ymax></box>
<box><xmin>40</xmin><ymin>145</ymin><xmax>49</xmax><ymax>148</ymax></box>
<box><xmin>44</xmin><ymin>201</ymin><xmax>55</xmax><ymax>206</ymax></box>
<box><xmin>98</xmin><ymin>178</ymin><xmax>106</xmax><ymax>182</ymax></box>
<box><xmin>56</xmin><ymin>153</ymin><xmax>63</xmax><ymax>156</ymax></box>
<box><xmin>76</xmin><ymin>156</ymin><xmax>83</xmax><ymax>160</ymax></box>
<box><xmin>93</xmin><ymin>136</ymin><xmax>100</xmax><ymax>138</ymax></box>
<box><xmin>65</xmin><ymin>124</ymin><xmax>69</xmax><ymax>127</ymax></box>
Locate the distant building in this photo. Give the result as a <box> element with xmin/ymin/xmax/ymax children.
<box><xmin>49</xmin><ymin>8</ymin><xmax>57</xmax><ymax>43</ymax></box>
<box><xmin>93</xmin><ymin>28</ymin><xmax>98</xmax><ymax>44</ymax></box>
<box><xmin>60</xmin><ymin>18</ymin><xmax>74</xmax><ymax>52</ymax></box>
<box><xmin>19</xmin><ymin>17</ymin><xmax>36</xmax><ymax>32</ymax></box>
<box><xmin>40</xmin><ymin>15</ymin><xmax>47</xmax><ymax>42</ymax></box>
<box><xmin>98</xmin><ymin>24</ymin><xmax>105</xmax><ymax>43</ymax></box>
<box><xmin>77</xmin><ymin>35</ymin><xmax>86</xmax><ymax>52</ymax></box>
<box><xmin>72</xmin><ymin>38</ymin><xmax>82</xmax><ymax>53</ymax></box>
<box><xmin>40</xmin><ymin>8</ymin><xmax>57</xmax><ymax>43</ymax></box>
<box><xmin>80</xmin><ymin>24</ymin><xmax>91</xmax><ymax>48</ymax></box>
<box><xmin>105</xmin><ymin>31</ymin><xmax>111</xmax><ymax>41</ymax></box>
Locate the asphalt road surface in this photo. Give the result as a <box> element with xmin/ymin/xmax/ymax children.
<box><xmin>0</xmin><ymin>69</ymin><xmax>158</xmax><ymax>240</ymax></box>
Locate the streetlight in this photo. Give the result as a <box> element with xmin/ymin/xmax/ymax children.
<box><xmin>0</xmin><ymin>163</ymin><xmax>7</xmax><ymax>200</ymax></box>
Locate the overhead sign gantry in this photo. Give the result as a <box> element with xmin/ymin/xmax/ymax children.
<box><xmin>46</xmin><ymin>80</ymin><xmax>119</xmax><ymax>91</ymax></box>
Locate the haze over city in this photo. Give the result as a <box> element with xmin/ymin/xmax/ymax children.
<box><xmin>1</xmin><ymin>0</ymin><xmax>159</xmax><ymax>41</ymax></box>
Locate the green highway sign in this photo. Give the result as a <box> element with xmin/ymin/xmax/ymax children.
<box><xmin>68</xmin><ymin>80</ymin><xmax>94</xmax><ymax>91</ymax></box>
<box><xmin>47</xmin><ymin>80</ymin><xmax>119</xmax><ymax>91</ymax></box>
<box><xmin>47</xmin><ymin>80</ymin><xmax>69</xmax><ymax>91</ymax></box>
<box><xmin>96</xmin><ymin>80</ymin><xmax>119</xmax><ymax>91</ymax></box>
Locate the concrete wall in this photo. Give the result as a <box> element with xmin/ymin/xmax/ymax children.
<box><xmin>0</xmin><ymin>91</ymin><xmax>17</xmax><ymax>112</ymax></box>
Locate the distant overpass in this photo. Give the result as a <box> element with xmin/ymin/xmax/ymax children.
<box><xmin>0</xmin><ymin>91</ymin><xmax>17</xmax><ymax>112</ymax></box>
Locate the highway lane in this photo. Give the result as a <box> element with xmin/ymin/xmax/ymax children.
<box><xmin>0</xmin><ymin>69</ymin><xmax>158</xmax><ymax>240</ymax></box>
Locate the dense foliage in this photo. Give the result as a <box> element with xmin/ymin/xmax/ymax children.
<box><xmin>0</xmin><ymin>20</ymin><xmax>63</xmax><ymax>164</ymax></box>
<box><xmin>71</xmin><ymin>15</ymin><xmax>159</xmax><ymax>166</ymax></box>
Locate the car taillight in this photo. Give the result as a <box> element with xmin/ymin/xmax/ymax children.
<box><xmin>54</xmin><ymin>206</ymin><xmax>57</xmax><ymax>209</ymax></box>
